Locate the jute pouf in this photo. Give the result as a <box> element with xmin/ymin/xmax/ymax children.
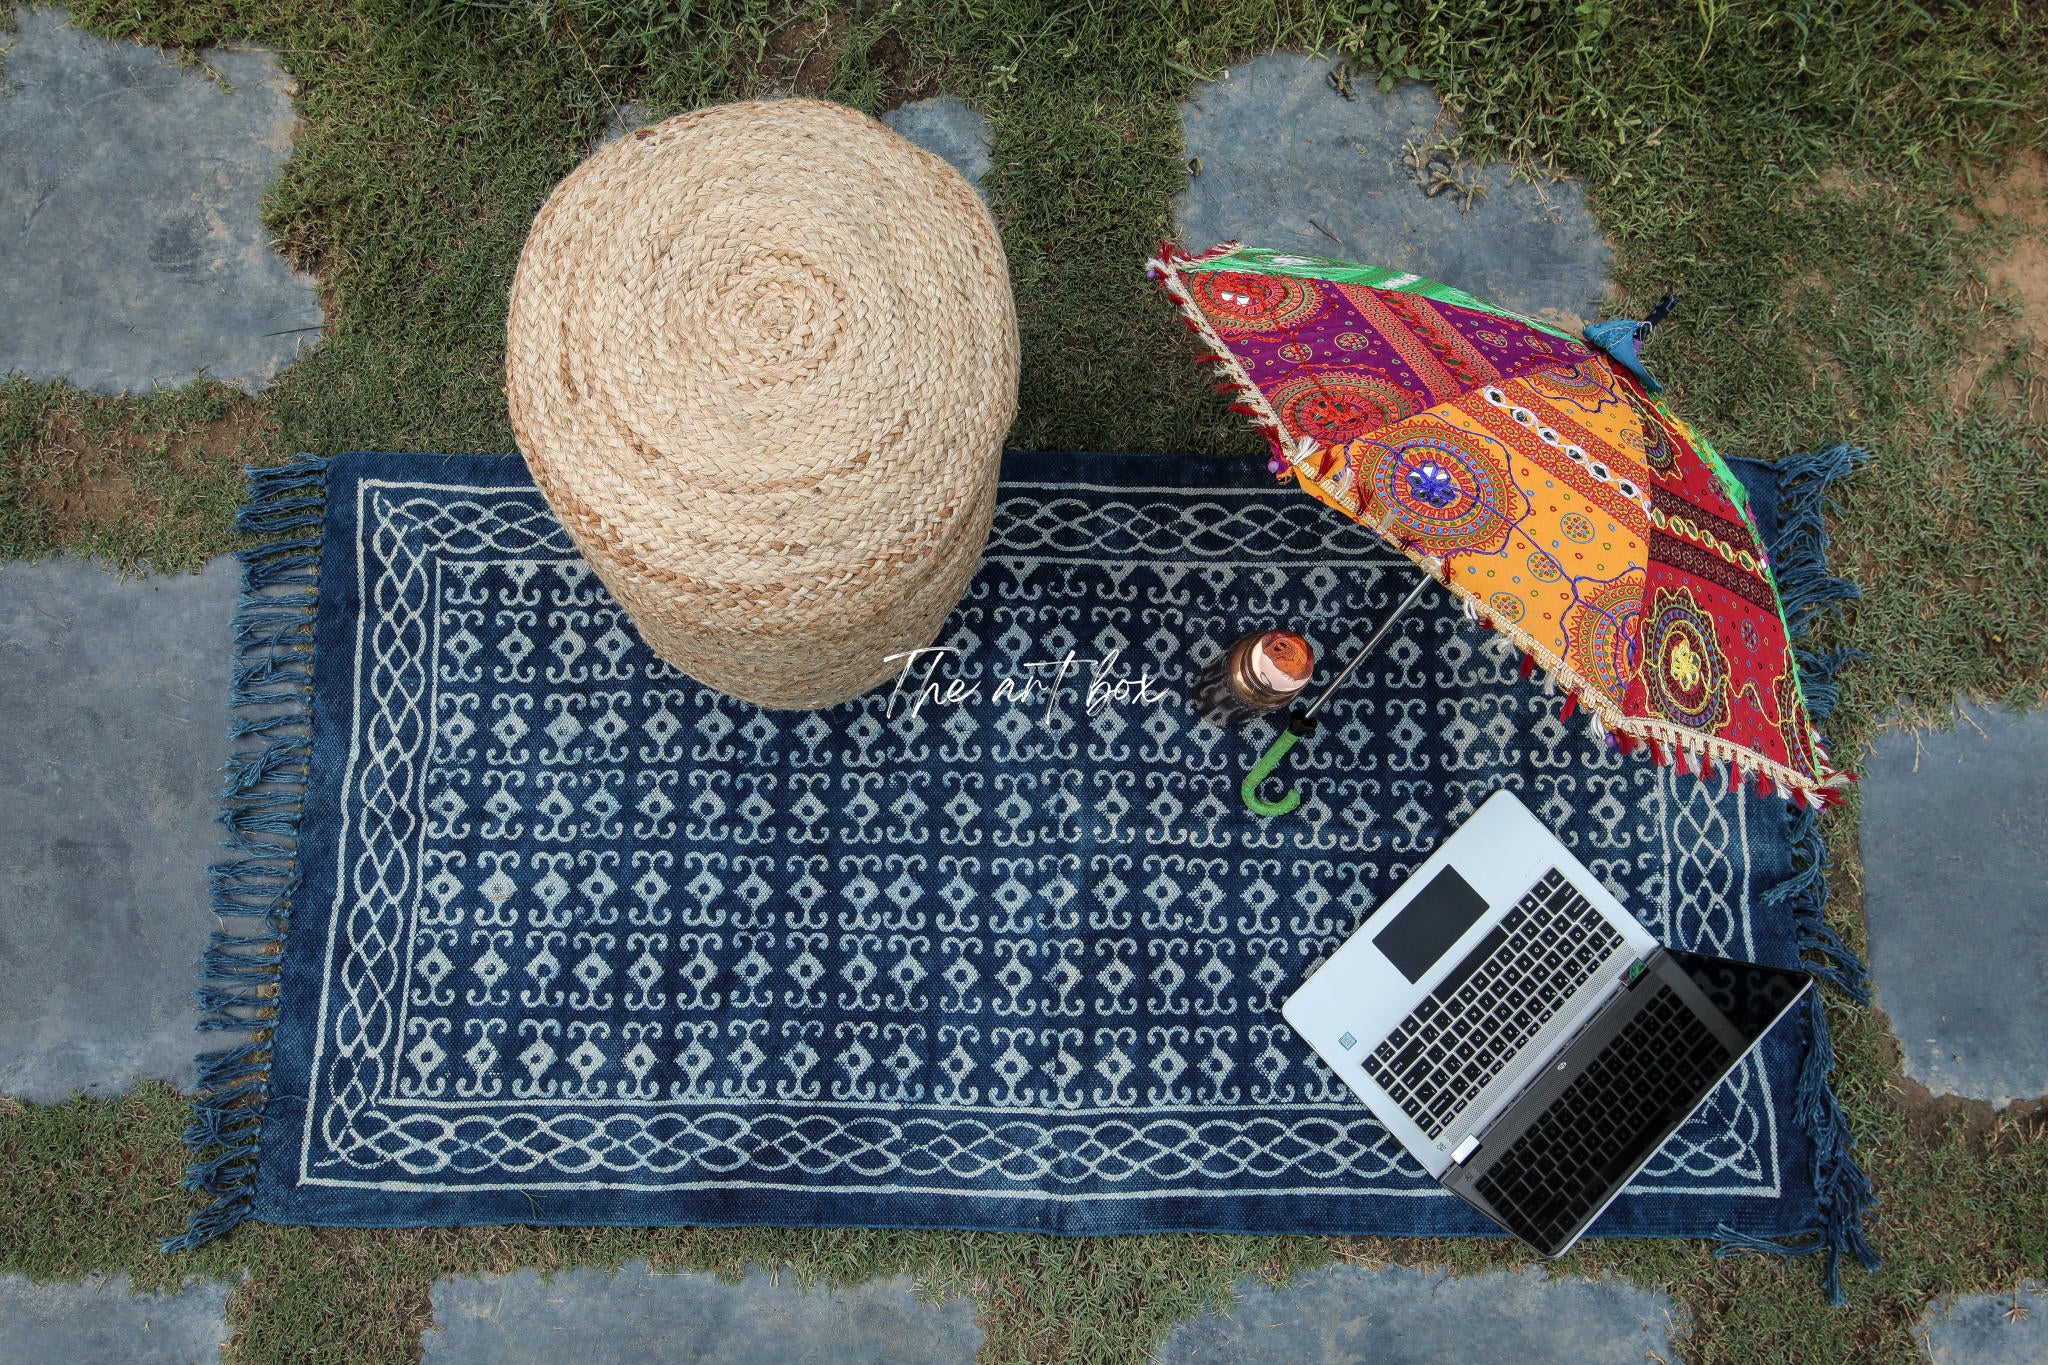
<box><xmin>506</xmin><ymin>99</ymin><xmax>1019</xmax><ymax>710</ymax></box>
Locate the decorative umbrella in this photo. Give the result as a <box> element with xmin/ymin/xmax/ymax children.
<box><xmin>1147</xmin><ymin>241</ymin><xmax>1850</xmax><ymax>812</ymax></box>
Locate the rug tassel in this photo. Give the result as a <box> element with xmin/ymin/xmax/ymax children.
<box><xmin>1713</xmin><ymin>462</ymin><xmax>1880</xmax><ymax>1302</ymax></box>
<box><xmin>209</xmin><ymin>857</ymin><xmax>294</xmax><ymax>917</ymax></box>
<box><xmin>160</xmin><ymin>1190</ymin><xmax>255</xmax><ymax>1255</ymax></box>
<box><xmin>1715</xmin><ymin>993</ymin><xmax>1881</xmax><ymax>1303</ymax></box>
<box><xmin>230</xmin><ymin>612</ymin><xmax>313</xmax><ymax>638</ymax></box>
<box><xmin>180</xmin><ymin>1148</ymin><xmax>261</xmax><ymax>1194</ymax></box>
<box><xmin>227</xmin><ymin>711</ymin><xmax>309</xmax><ymax>739</ymax></box>
<box><xmin>1770</xmin><ymin>445</ymin><xmax>1869</xmax><ymax>638</ymax></box>
<box><xmin>197</xmin><ymin>1010</ymin><xmax>276</xmax><ymax>1034</ymax></box>
<box><xmin>199</xmin><ymin>946</ymin><xmax>279</xmax><ymax>983</ymax></box>
<box><xmin>193</xmin><ymin>1039</ymin><xmax>270</xmax><ymax>1085</ymax></box>
<box><xmin>205</xmin><ymin>930</ymin><xmax>285</xmax><ymax>951</ymax></box>
<box><xmin>167</xmin><ymin>455</ymin><xmax>327</xmax><ymax>1255</ymax></box>
<box><xmin>180</xmin><ymin>1103</ymin><xmax>262</xmax><ymax>1151</ymax></box>
<box><xmin>220</xmin><ymin>734</ymin><xmax>311</xmax><ymax>791</ymax></box>
<box><xmin>1712</xmin><ymin>1224</ymin><xmax>1822</xmax><ymax>1258</ymax></box>
<box><xmin>235</xmin><ymin>503</ymin><xmax>324</xmax><ymax>537</ymax></box>
<box><xmin>193</xmin><ymin>986</ymin><xmax>276</xmax><ymax>1022</ymax></box>
<box><xmin>239</xmin><ymin>588</ymin><xmax>318</xmax><ymax>609</ymax></box>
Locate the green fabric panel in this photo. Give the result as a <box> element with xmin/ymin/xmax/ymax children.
<box><xmin>1179</xmin><ymin>244</ymin><xmax>1585</xmax><ymax>344</ymax></box>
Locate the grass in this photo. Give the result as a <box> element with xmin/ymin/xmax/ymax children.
<box><xmin>2</xmin><ymin>0</ymin><xmax>2047</xmax><ymax>1360</ymax></box>
<box><xmin>0</xmin><ymin>376</ymin><xmax>272</xmax><ymax>574</ymax></box>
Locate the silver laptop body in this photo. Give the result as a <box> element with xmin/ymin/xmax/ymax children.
<box><xmin>1282</xmin><ymin>788</ymin><xmax>1810</xmax><ymax>1256</ymax></box>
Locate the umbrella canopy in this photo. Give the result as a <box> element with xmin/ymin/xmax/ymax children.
<box><xmin>1148</xmin><ymin>241</ymin><xmax>1848</xmax><ymax>806</ymax></box>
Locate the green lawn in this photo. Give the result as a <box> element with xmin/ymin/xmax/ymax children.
<box><xmin>3</xmin><ymin>0</ymin><xmax>2047</xmax><ymax>1361</ymax></box>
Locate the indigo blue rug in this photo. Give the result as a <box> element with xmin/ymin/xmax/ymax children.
<box><xmin>177</xmin><ymin>448</ymin><xmax>1877</xmax><ymax>1298</ymax></box>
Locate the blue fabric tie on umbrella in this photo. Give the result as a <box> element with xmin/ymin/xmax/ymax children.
<box><xmin>1583</xmin><ymin>292</ymin><xmax>1680</xmax><ymax>394</ymax></box>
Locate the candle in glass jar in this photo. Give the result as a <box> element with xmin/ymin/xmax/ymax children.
<box><xmin>1191</xmin><ymin>629</ymin><xmax>1315</xmax><ymax>725</ymax></box>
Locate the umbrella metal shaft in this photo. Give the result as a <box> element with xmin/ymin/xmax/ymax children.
<box><xmin>1301</xmin><ymin>575</ymin><xmax>1433</xmax><ymax>721</ymax></box>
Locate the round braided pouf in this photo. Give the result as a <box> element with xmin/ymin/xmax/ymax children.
<box><xmin>506</xmin><ymin>99</ymin><xmax>1018</xmax><ymax>710</ymax></box>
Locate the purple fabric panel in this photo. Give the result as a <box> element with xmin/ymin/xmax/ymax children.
<box><xmin>1220</xmin><ymin>281</ymin><xmax>1599</xmax><ymax>428</ymax></box>
<box><xmin>1428</xmin><ymin>296</ymin><xmax>1597</xmax><ymax>380</ymax></box>
<box><xmin>1227</xmin><ymin>283</ymin><xmax>1435</xmax><ymax>411</ymax></box>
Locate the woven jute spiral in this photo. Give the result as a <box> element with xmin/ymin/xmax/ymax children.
<box><xmin>507</xmin><ymin>99</ymin><xmax>1018</xmax><ymax>709</ymax></box>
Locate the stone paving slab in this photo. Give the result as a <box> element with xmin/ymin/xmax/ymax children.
<box><xmin>0</xmin><ymin>1273</ymin><xmax>231</xmax><ymax>1364</ymax></box>
<box><xmin>1916</xmin><ymin>1282</ymin><xmax>2048</xmax><ymax>1364</ymax></box>
<box><xmin>0</xmin><ymin>556</ymin><xmax>240</xmax><ymax>1102</ymax></box>
<box><xmin>1156</xmin><ymin>1264</ymin><xmax>1682</xmax><ymax>1365</ymax></box>
<box><xmin>1176</xmin><ymin>53</ymin><xmax>1612</xmax><ymax>331</ymax></box>
<box><xmin>595</xmin><ymin>101</ymin><xmax>654</xmax><ymax>147</ymax></box>
<box><xmin>1860</xmin><ymin>702</ymin><xmax>2048</xmax><ymax>1106</ymax></box>
<box><xmin>0</xmin><ymin>6</ymin><xmax>322</xmax><ymax>394</ymax></box>
<box><xmin>884</xmin><ymin>97</ymin><xmax>992</xmax><ymax>198</ymax></box>
<box><xmin>422</xmin><ymin>1262</ymin><xmax>981</xmax><ymax>1364</ymax></box>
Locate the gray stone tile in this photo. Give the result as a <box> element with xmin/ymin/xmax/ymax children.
<box><xmin>596</xmin><ymin>101</ymin><xmax>654</xmax><ymax>147</ymax></box>
<box><xmin>0</xmin><ymin>556</ymin><xmax>240</xmax><ymax>1102</ymax></box>
<box><xmin>1916</xmin><ymin>1282</ymin><xmax>2048</xmax><ymax>1365</ymax></box>
<box><xmin>0</xmin><ymin>1273</ymin><xmax>231</xmax><ymax>1364</ymax></box>
<box><xmin>1176</xmin><ymin>53</ymin><xmax>1613</xmax><ymax>331</ymax></box>
<box><xmin>423</xmin><ymin>1262</ymin><xmax>981</xmax><ymax>1365</ymax></box>
<box><xmin>1156</xmin><ymin>1264</ymin><xmax>1682</xmax><ymax>1365</ymax></box>
<box><xmin>0</xmin><ymin>7</ymin><xmax>323</xmax><ymax>395</ymax></box>
<box><xmin>884</xmin><ymin>97</ymin><xmax>991</xmax><ymax>198</ymax></box>
<box><xmin>1860</xmin><ymin>702</ymin><xmax>2048</xmax><ymax>1106</ymax></box>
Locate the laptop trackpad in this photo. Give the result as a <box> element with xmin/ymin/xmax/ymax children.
<box><xmin>1373</xmin><ymin>866</ymin><xmax>1489</xmax><ymax>983</ymax></box>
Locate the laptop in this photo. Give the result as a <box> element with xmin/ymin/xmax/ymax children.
<box><xmin>1282</xmin><ymin>788</ymin><xmax>1810</xmax><ymax>1256</ymax></box>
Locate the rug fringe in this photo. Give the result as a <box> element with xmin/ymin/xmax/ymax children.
<box><xmin>164</xmin><ymin>454</ymin><xmax>328</xmax><ymax>1255</ymax></box>
<box><xmin>1714</xmin><ymin>446</ymin><xmax>1881</xmax><ymax>1304</ymax></box>
<box><xmin>1770</xmin><ymin>443</ymin><xmax>1869</xmax><ymax>637</ymax></box>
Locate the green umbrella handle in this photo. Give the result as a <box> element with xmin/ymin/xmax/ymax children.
<box><xmin>1242</xmin><ymin>712</ymin><xmax>1317</xmax><ymax>818</ymax></box>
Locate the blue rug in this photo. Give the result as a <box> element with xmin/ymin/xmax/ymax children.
<box><xmin>176</xmin><ymin>448</ymin><xmax>1877</xmax><ymax>1297</ymax></box>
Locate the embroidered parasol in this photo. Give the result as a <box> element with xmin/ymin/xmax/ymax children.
<box><xmin>1148</xmin><ymin>241</ymin><xmax>1851</xmax><ymax>810</ymax></box>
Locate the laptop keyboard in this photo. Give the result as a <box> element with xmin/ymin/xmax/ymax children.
<box><xmin>1363</xmin><ymin>868</ymin><xmax>1623</xmax><ymax>1139</ymax></box>
<box><xmin>1472</xmin><ymin>983</ymin><xmax>1733</xmax><ymax>1252</ymax></box>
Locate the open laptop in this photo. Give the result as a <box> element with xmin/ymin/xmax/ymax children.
<box><xmin>1282</xmin><ymin>788</ymin><xmax>1810</xmax><ymax>1256</ymax></box>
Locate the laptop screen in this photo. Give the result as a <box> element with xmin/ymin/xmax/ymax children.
<box><xmin>1442</xmin><ymin>951</ymin><xmax>1811</xmax><ymax>1257</ymax></box>
<box><xmin>1372</xmin><ymin>865</ymin><xmax>1490</xmax><ymax>983</ymax></box>
<box><xmin>1666</xmin><ymin>949</ymin><xmax>1809</xmax><ymax>1041</ymax></box>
